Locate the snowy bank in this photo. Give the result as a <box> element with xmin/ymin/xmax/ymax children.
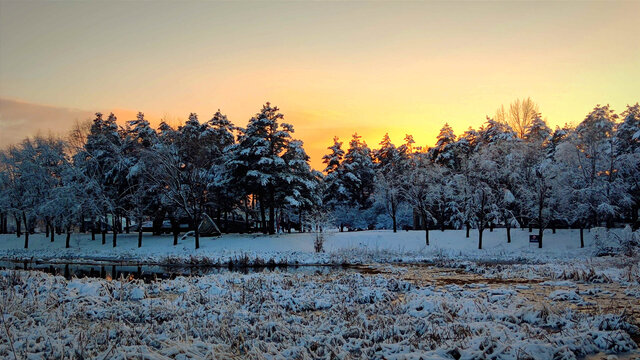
<box><xmin>0</xmin><ymin>229</ymin><xmax>611</xmax><ymax>266</ymax></box>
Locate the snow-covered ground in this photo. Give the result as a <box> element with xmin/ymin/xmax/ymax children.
<box><xmin>0</xmin><ymin>264</ymin><xmax>638</xmax><ymax>359</ymax></box>
<box><xmin>0</xmin><ymin>228</ymin><xmax>607</xmax><ymax>265</ymax></box>
<box><xmin>1</xmin><ymin>229</ymin><xmax>639</xmax><ymax>359</ymax></box>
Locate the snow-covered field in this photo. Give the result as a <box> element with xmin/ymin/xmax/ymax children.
<box><xmin>0</xmin><ymin>228</ymin><xmax>607</xmax><ymax>265</ymax></box>
<box><xmin>1</xmin><ymin>229</ymin><xmax>639</xmax><ymax>359</ymax></box>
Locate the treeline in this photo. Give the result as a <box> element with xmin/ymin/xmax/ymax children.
<box><xmin>0</xmin><ymin>100</ymin><xmax>639</xmax><ymax>250</ymax></box>
<box><xmin>322</xmin><ymin>100</ymin><xmax>640</xmax><ymax>249</ymax></box>
<box><xmin>0</xmin><ymin>103</ymin><xmax>320</xmax><ymax>249</ymax></box>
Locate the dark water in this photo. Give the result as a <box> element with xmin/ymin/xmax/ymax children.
<box><xmin>0</xmin><ymin>260</ymin><xmax>355</xmax><ymax>282</ymax></box>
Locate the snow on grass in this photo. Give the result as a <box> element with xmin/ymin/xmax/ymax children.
<box><xmin>0</xmin><ymin>268</ymin><xmax>637</xmax><ymax>359</ymax></box>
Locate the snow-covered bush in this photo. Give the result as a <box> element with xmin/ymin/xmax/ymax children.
<box><xmin>593</xmin><ymin>226</ymin><xmax>640</xmax><ymax>257</ymax></box>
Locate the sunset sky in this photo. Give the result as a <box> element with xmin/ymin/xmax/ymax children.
<box><xmin>1</xmin><ymin>1</ymin><xmax>639</xmax><ymax>170</ymax></box>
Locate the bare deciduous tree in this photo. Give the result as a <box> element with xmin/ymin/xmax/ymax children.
<box><xmin>495</xmin><ymin>98</ymin><xmax>540</xmax><ymax>139</ymax></box>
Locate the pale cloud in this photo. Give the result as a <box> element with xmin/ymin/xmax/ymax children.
<box><xmin>0</xmin><ymin>98</ymin><xmax>93</xmax><ymax>148</ymax></box>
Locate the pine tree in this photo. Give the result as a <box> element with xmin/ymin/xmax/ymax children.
<box><xmin>524</xmin><ymin>116</ymin><xmax>552</xmax><ymax>144</ymax></box>
<box><xmin>322</xmin><ymin>137</ymin><xmax>349</xmax><ymax>231</ymax></box>
<box><xmin>342</xmin><ymin>133</ymin><xmax>375</xmax><ymax>210</ymax></box>
<box><xmin>431</xmin><ymin>124</ymin><xmax>464</xmax><ymax>170</ymax></box>
<box><xmin>230</xmin><ymin>103</ymin><xmax>294</xmax><ymax>234</ymax></box>
<box><xmin>373</xmin><ymin>134</ymin><xmax>404</xmax><ymax>232</ymax></box>
<box><xmin>75</xmin><ymin>113</ymin><xmax>123</xmax><ymax>246</ymax></box>
<box><xmin>123</xmin><ymin>112</ymin><xmax>159</xmax><ymax>247</ymax></box>
<box><xmin>281</xmin><ymin>139</ymin><xmax>321</xmax><ymax>229</ymax></box>
<box><xmin>575</xmin><ymin>105</ymin><xmax>618</xmax><ymax>227</ymax></box>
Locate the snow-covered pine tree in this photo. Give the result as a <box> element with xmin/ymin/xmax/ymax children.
<box><xmin>205</xmin><ymin>110</ymin><xmax>237</xmax><ymax>228</ymax></box>
<box><xmin>615</xmin><ymin>104</ymin><xmax>640</xmax><ymax>226</ymax></box>
<box><xmin>524</xmin><ymin>116</ymin><xmax>552</xmax><ymax>145</ymax></box>
<box><xmin>123</xmin><ymin>112</ymin><xmax>159</xmax><ymax>247</ymax></box>
<box><xmin>478</xmin><ymin>117</ymin><xmax>517</xmax><ymax>146</ymax></box>
<box><xmin>342</xmin><ymin>133</ymin><xmax>375</xmax><ymax>211</ymax></box>
<box><xmin>229</xmin><ymin>103</ymin><xmax>293</xmax><ymax>234</ymax></box>
<box><xmin>75</xmin><ymin>112</ymin><xmax>124</xmax><ymax>246</ymax></box>
<box><xmin>430</xmin><ymin>123</ymin><xmax>459</xmax><ymax>169</ymax></box>
<box><xmin>281</xmin><ymin>139</ymin><xmax>321</xmax><ymax>231</ymax></box>
<box><xmin>322</xmin><ymin>137</ymin><xmax>349</xmax><ymax>231</ymax></box>
<box><xmin>373</xmin><ymin>134</ymin><xmax>404</xmax><ymax>232</ymax></box>
<box><xmin>575</xmin><ymin>105</ymin><xmax>619</xmax><ymax>227</ymax></box>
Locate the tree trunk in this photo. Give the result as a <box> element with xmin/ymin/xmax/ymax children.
<box><xmin>112</xmin><ymin>215</ymin><xmax>117</xmax><ymax>248</ymax></box>
<box><xmin>80</xmin><ymin>212</ymin><xmax>85</xmax><ymax>233</ymax></box>
<box><xmin>529</xmin><ymin>224</ymin><xmax>532</xmax><ymax>233</ymax></box>
<box><xmin>466</xmin><ymin>223</ymin><xmax>470</xmax><ymax>238</ymax></box>
<box><xmin>391</xmin><ymin>201</ymin><xmax>397</xmax><ymax>233</ymax></box>
<box><xmin>50</xmin><ymin>225</ymin><xmax>55</xmax><ymax>242</ymax></box>
<box><xmin>244</xmin><ymin>197</ymin><xmax>249</xmax><ymax>232</ymax></box>
<box><xmin>425</xmin><ymin>227</ymin><xmax>429</xmax><ymax>246</ymax></box>
<box><xmin>490</xmin><ymin>223</ymin><xmax>494</xmax><ymax>232</ymax></box>
<box><xmin>478</xmin><ymin>227</ymin><xmax>483</xmax><ymax>250</ymax></box>
<box><xmin>152</xmin><ymin>214</ymin><xmax>164</xmax><ymax>236</ymax></box>
<box><xmin>16</xmin><ymin>214</ymin><xmax>21</xmax><ymax>237</ymax></box>
<box><xmin>580</xmin><ymin>227</ymin><xmax>584</xmax><ymax>248</ymax></box>
<box><xmin>538</xmin><ymin>227</ymin><xmax>543</xmax><ymax>249</ymax></box>
<box><xmin>506</xmin><ymin>224</ymin><xmax>511</xmax><ymax>243</ymax></box>
<box><xmin>101</xmin><ymin>225</ymin><xmax>106</xmax><ymax>245</ymax></box>
<box><xmin>268</xmin><ymin>194</ymin><xmax>275</xmax><ymax>235</ymax></box>
<box><xmin>194</xmin><ymin>215</ymin><xmax>200</xmax><ymax>250</ymax></box>
<box><xmin>552</xmin><ymin>227</ymin><xmax>556</xmax><ymax>234</ymax></box>
<box><xmin>23</xmin><ymin>212</ymin><xmax>29</xmax><ymax>249</ymax></box>
<box><xmin>538</xmin><ymin>195</ymin><xmax>544</xmax><ymax>248</ymax></box>
<box><xmin>91</xmin><ymin>224</ymin><xmax>96</xmax><ymax>240</ymax></box>
<box><xmin>259</xmin><ymin>198</ymin><xmax>267</xmax><ymax>234</ymax></box>
<box><xmin>169</xmin><ymin>215</ymin><xmax>179</xmax><ymax>246</ymax></box>
<box><xmin>46</xmin><ymin>221</ymin><xmax>50</xmax><ymax>238</ymax></box>
<box><xmin>65</xmin><ymin>226</ymin><xmax>71</xmax><ymax>249</ymax></box>
<box><xmin>138</xmin><ymin>217</ymin><xmax>143</xmax><ymax>248</ymax></box>
<box><xmin>126</xmin><ymin>217</ymin><xmax>130</xmax><ymax>234</ymax></box>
